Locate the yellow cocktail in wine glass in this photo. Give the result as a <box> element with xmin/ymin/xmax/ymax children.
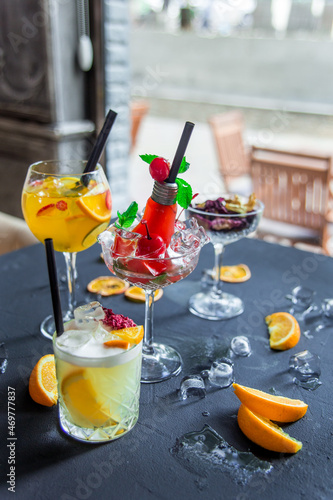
<box><xmin>22</xmin><ymin>160</ymin><xmax>112</xmax><ymax>338</ymax></box>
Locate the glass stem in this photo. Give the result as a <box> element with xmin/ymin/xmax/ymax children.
<box><xmin>212</xmin><ymin>243</ymin><xmax>224</xmax><ymax>297</ymax></box>
<box><xmin>63</xmin><ymin>252</ymin><xmax>77</xmax><ymax>319</ymax></box>
<box><xmin>143</xmin><ymin>289</ymin><xmax>155</xmax><ymax>355</ymax></box>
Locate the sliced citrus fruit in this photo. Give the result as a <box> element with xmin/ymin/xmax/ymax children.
<box><xmin>61</xmin><ymin>370</ymin><xmax>116</xmax><ymax>428</ymax></box>
<box><xmin>220</xmin><ymin>264</ymin><xmax>251</xmax><ymax>283</ymax></box>
<box><xmin>110</xmin><ymin>325</ymin><xmax>144</xmax><ymax>344</ymax></box>
<box><xmin>29</xmin><ymin>354</ymin><xmax>58</xmax><ymax>407</ymax></box>
<box><xmin>76</xmin><ymin>189</ymin><xmax>111</xmax><ymax>223</ymax></box>
<box><xmin>265</xmin><ymin>312</ymin><xmax>300</xmax><ymax>350</ymax></box>
<box><xmin>124</xmin><ymin>286</ymin><xmax>163</xmax><ymax>303</ymax></box>
<box><xmin>233</xmin><ymin>383</ymin><xmax>308</xmax><ymax>422</ymax></box>
<box><xmin>87</xmin><ymin>276</ymin><xmax>129</xmax><ymax>296</ymax></box>
<box><xmin>237</xmin><ymin>404</ymin><xmax>302</xmax><ymax>453</ymax></box>
<box><xmin>103</xmin><ymin>339</ymin><xmax>130</xmax><ymax>349</ymax></box>
<box><xmin>82</xmin><ymin>222</ymin><xmax>109</xmax><ymax>248</ymax></box>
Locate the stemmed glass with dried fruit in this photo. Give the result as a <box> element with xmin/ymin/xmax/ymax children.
<box><xmin>186</xmin><ymin>193</ymin><xmax>264</xmax><ymax>320</ymax></box>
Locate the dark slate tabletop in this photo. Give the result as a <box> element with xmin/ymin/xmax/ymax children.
<box><xmin>0</xmin><ymin>238</ymin><xmax>332</xmax><ymax>500</ymax></box>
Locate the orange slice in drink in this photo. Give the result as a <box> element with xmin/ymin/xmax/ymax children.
<box><xmin>109</xmin><ymin>326</ymin><xmax>144</xmax><ymax>344</ymax></box>
<box><xmin>61</xmin><ymin>370</ymin><xmax>116</xmax><ymax>428</ymax></box>
<box><xmin>103</xmin><ymin>339</ymin><xmax>130</xmax><ymax>349</ymax></box>
<box><xmin>87</xmin><ymin>276</ymin><xmax>129</xmax><ymax>296</ymax></box>
<box><xmin>265</xmin><ymin>312</ymin><xmax>300</xmax><ymax>350</ymax></box>
<box><xmin>233</xmin><ymin>383</ymin><xmax>308</xmax><ymax>422</ymax></box>
<box><xmin>124</xmin><ymin>287</ymin><xmax>163</xmax><ymax>303</ymax></box>
<box><xmin>29</xmin><ymin>354</ymin><xmax>58</xmax><ymax>407</ymax></box>
<box><xmin>220</xmin><ymin>264</ymin><xmax>251</xmax><ymax>283</ymax></box>
<box><xmin>76</xmin><ymin>188</ymin><xmax>111</xmax><ymax>223</ymax></box>
<box><xmin>237</xmin><ymin>404</ymin><xmax>303</xmax><ymax>453</ymax></box>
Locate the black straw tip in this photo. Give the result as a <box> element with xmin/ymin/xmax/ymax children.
<box><xmin>166</xmin><ymin>121</ymin><xmax>195</xmax><ymax>184</ymax></box>
<box><xmin>83</xmin><ymin>109</ymin><xmax>118</xmax><ymax>174</ymax></box>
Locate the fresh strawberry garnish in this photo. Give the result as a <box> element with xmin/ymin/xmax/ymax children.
<box><xmin>36</xmin><ymin>204</ymin><xmax>55</xmax><ymax>216</ymax></box>
<box><xmin>56</xmin><ymin>200</ymin><xmax>68</xmax><ymax>211</ymax></box>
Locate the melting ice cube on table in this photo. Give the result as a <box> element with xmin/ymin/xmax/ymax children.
<box><xmin>230</xmin><ymin>336</ymin><xmax>251</xmax><ymax>357</ymax></box>
<box><xmin>289</xmin><ymin>350</ymin><xmax>322</xmax><ymax>390</ymax></box>
<box><xmin>180</xmin><ymin>375</ymin><xmax>206</xmax><ymax>400</ymax></box>
<box><xmin>206</xmin><ymin>358</ymin><xmax>234</xmax><ymax>388</ymax></box>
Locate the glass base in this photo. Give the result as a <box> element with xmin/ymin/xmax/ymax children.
<box><xmin>141</xmin><ymin>343</ymin><xmax>182</xmax><ymax>383</ymax></box>
<box><xmin>58</xmin><ymin>404</ymin><xmax>138</xmax><ymax>443</ymax></box>
<box><xmin>189</xmin><ymin>291</ymin><xmax>244</xmax><ymax>320</ymax></box>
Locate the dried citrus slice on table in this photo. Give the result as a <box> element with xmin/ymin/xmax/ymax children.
<box><xmin>220</xmin><ymin>264</ymin><xmax>251</xmax><ymax>283</ymax></box>
<box><xmin>265</xmin><ymin>312</ymin><xmax>300</xmax><ymax>350</ymax></box>
<box><xmin>237</xmin><ymin>404</ymin><xmax>303</xmax><ymax>453</ymax></box>
<box><xmin>106</xmin><ymin>326</ymin><xmax>144</xmax><ymax>344</ymax></box>
<box><xmin>233</xmin><ymin>383</ymin><xmax>308</xmax><ymax>422</ymax></box>
<box><xmin>124</xmin><ymin>286</ymin><xmax>163</xmax><ymax>303</ymax></box>
<box><xmin>87</xmin><ymin>276</ymin><xmax>129</xmax><ymax>296</ymax></box>
<box><xmin>29</xmin><ymin>354</ymin><xmax>58</xmax><ymax>407</ymax></box>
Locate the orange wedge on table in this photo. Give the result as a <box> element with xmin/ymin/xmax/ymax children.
<box><xmin>237</xmin><ymin>404</ymin><xmax>303</xmax><ymax>453</ymax></box>
<box><xmin>265</xmin><ymin>312</ymin><xmax>300</xmax><ymax>350</ymax></box>
<box><xmin>220</xmin><ymin>264</ymin><xmax>251</xmax><ymax>283</ymax></box>
<box><xmin>87</xmin><ymin>276</ymin><xmax>129</xmax><ymax>296</ymax></box>
<box><xmin>29</xmin><ymin>354</ymin><xmax>58</xmax><ymax>407</ymax></box>
<box><xmin>233</xmin><ymin>383</ymin><xmax>308</xmax><ymax>422</ymax></box>
<box><xmin>124</xmin><ymin>286</ymin><xmax>163</xmax><ymax>303</ymax></box>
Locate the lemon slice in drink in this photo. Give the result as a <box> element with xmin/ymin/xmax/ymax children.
<box><xmin>82</xmin><ymin>222</ymin><xmax>109</xmax><ymax>248</ymax></box>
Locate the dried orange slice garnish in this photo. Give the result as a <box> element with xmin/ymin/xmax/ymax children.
<box><xmin>265</xmin><ymin>312</ymin><xmax>300</xmax><ymax>350</ymax></box>
<box><xmin>237</xmin><ymin>404</ymin><xmax>303</xmax><ymax>453</ymax></box>
<box><xmin>29</xmin><ymin>354</ymin><xmax>58</xmax><ymax>407</ymax></box>
<box><xmin>87</xmin><ymin>276</ymin><xmax>129</xmax><ymax>296</ymax></box>
<box><xmin>220</xmin><ymin>264</ymin><xmax>251</xmax><ymax>283</ymax></box>
<box><xmin>124</xmin><ymin>286</ymin><xmax>163</xmax><ymax>303</ymax></box>
<box><xmin>233</xmin><ymin>383</ymin><xmax>308</xmax><ymax>422</ymax></box>
<box><xmin>108</xmin><ymin>326</ymin><xmax>144</xmax><ymax>344</ymax></box>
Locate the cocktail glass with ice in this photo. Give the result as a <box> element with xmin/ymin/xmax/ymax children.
<box><xmin>53</xmin><ymin>302</ymin><xmax>142</xmax><ymax>442</ymax></box>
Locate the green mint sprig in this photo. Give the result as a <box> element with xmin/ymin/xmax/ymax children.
<box><xmin>115</xmin><ymin>201</ymin><xmax>138</xmax><ymax>229</ymax></box>
<box><xmin>140</xmin><ymin>154</ymin><xmax>192</xmax><ymax>209</ymax></box>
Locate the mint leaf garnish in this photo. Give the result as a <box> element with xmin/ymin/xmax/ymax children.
<box><xmin>140</xmin><ymin>154</ymin><xmax>158</xmax><ymax>164</ymax></box>
<box><xmin>115</xmin><ymin>201</ymin><xmax>138</xmax><ymax>229</ymax></box>
<box><xmin>175</xmin><ymin>178</ymin><xmax>193</xmax><ymax>209</ymax></box>
<box><xmin>178</xmin><ymin>156</ymin><xmax>190</xmax><ymax>174</ymax></box>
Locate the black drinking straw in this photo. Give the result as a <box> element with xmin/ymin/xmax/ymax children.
<box><xmin>166</xmin><ymin>121</ymin><xmax>195</xmax><ymax>184</ymax></box>
<box><xmin>83</xmin><ymin>109</ymin><xmax>118</xmax><ymax>174</ymax></box>
<box><xmin>44</xmin><ymin>239</ymin><xmax>64</xmax><ymax>337</ymax></box>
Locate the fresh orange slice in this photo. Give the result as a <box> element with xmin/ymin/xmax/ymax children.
<box><xmin>220</xmin><ymin>264</ymin><xmax>251</xmax><ymax>283</ymax></box>
<box><xmin>109</xmin><ymin>326</ymin><xmax>144</xmax><ymax>344</ymax></box>
<box><xmin>103</xmin><ymin>339</ymin><xmax>130</xmax><ymax>349</ymax></box>
<box><xmin>265</xmin><ymin>312</ymin><xmax>300</xmax><ymax>350</ymax></box>
<box><xmin>124</xmin><ymin>286</ymin><xmax>163</xmax><ymax>303</ymax></box>
<box><xmin>233</xmin><ymin>383</ymin><xmax>308</xmax><ymax>422</ymax></box>
<box><xmin>87</xmin><ymin>276</ymin><xmax>129</xmax><ymax>296</ymax></box>
<box><xmin>61</xmin><ymin>370</ymin><xmax>116</xmax><ymax>428</ymax></box>
<box><xmin>76</xmin><ymin>188</ymin><xmax>111</xmax><ymax>223</ymax></box>
<box><xmin>29</xmin><ymin>354</ymin><xmax>58</xmax><ymax>407</ymax></box>
<box><xmin>237</xmin><ymin>404</ymin><xmax>302</xmax><ymax>453</ymax></box>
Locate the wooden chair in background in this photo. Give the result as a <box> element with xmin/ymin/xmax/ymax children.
<box><xmin>130</xmin><ymin>100</ymin><xmax>149</xmax><ymax>151</ymax></box>
<box><xmin>208</xmin><ymin>111</ymin><xmax>252</xmax><ymax>193</ymax></box>
<box><xmin>251</xmin><ymin>147</ymin><xmax>333</xmax><ymax>254</ymax></box>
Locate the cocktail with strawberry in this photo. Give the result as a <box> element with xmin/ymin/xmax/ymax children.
<box><xmin>99</xmin><ymin>122</ymin><xmax>209</xmax><ymax>383</ymax></box>
<box><xmin>22</xmin><ymin>160</ymin><xmax>112</xmax><ymax>338</ymax></box>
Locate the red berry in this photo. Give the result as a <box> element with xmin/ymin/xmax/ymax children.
<box><xmin>149</xmin><ymin>157</ymin><xmax>170</xmax><ymax>182</ymax></box>
<box><xmin>56</xmin><ymin>200</ymin><xmax>68</xmax><ymax>211</ymax></box>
